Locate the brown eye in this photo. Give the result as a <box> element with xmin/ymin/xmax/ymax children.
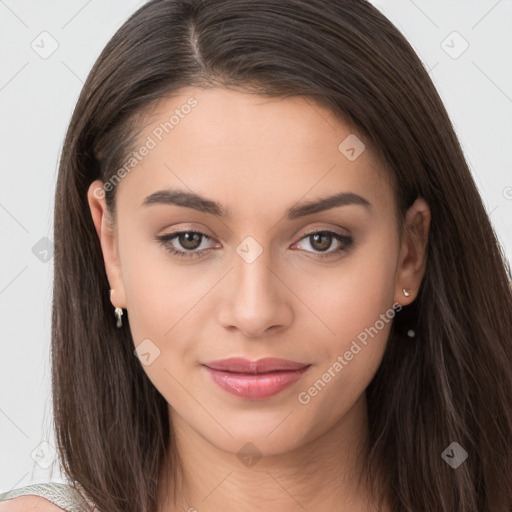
<box><xmin>293</xmin><ymin>230</ymin><xmax>354</xmax><ymax>259</ymax></box>
<box><xmin>155</xmin><ymin>230</ymin><xmax>217</xmax><ymax>259</ymax></box>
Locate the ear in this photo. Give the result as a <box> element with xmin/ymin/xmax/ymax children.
<box><xmin>394</xmin><ymin>197</ymin><xmax>431</xmax><ymax>306</ymax></box>
<box><xmin>87</xmin><ymin>180</ymin><xmax>127</xmax><ymax>309</ymax></box>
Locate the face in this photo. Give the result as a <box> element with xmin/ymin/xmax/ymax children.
<box><xmin>88</xmin><ymin>87</ymin><xmax>429</xmax><ymax>458</ymax></box>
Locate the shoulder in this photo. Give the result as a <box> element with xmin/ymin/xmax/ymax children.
<box><xmin>0</xmin><ymin>494</ymin><xmax>65</xmax><ymax>511</ymax></box>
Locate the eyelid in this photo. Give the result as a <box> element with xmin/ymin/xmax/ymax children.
<box><xmin>299</xmin><ymin>226</ymin><xmax>348</xmax><ymax>239</ymax></box>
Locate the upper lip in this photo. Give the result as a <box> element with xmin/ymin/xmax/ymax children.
<box><xmin>203</xmin><ymin>357</ymin><xmax>310</xmax><ymax>374</ymax></box>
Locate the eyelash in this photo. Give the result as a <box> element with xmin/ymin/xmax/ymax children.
<box><xmin>155</xmin><ymin>229</ymin><xmax>354</xmax><ymax>260</ymax></box>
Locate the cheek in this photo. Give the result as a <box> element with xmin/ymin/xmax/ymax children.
<box><xmin>296</xmin><ymin>294</ymin><xmax>396</xmax><ymax>429</ymax></box>
<box><xmin>296</xmin><ymin>227</ymin><xmax>399</xmax><ymax>348</ymax></box>
<box><xmin>294</xmin><ymin>228</ymin><xmax>398</xmax><ymax>406</ymax></box>
<box><xmin>116</xmin><ymin>233</ymin><xmax>191</xmax><ymax>351</ymax></box>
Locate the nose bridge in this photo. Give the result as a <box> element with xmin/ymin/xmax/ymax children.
<box><xmin>235</xmin><ymin>240</ymin><xmax>280</xmax><ymax>309</ymax></box>
<box><xmin>218</xmin><ymin>237</ymin><xmax>292</xmax><ymax>337</ymax></box>
<box><xmin>236</xmin><ymin>244</ymin><xmax>275</xmax><ymax>301</ymax></box>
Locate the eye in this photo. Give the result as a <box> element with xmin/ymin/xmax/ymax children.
<box><xmin>155</xmin><ymin>229</ymin><xmax>354</xmax><ymax>260</ymax></box>
<box><xmin>155</xmin><ymin>231</ymin><xmax>219</xmax><ymax>259</ymax></box>
<box><xmin>292</xmin><ymin>230</ymin><xmax>354</xmax><ymax>259</ymax></box>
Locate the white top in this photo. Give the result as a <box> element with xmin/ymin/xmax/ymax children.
<box><xmin>0</xmin><ymin>482</ymin><xmax>94</xmax><ymax>511</ymax></box>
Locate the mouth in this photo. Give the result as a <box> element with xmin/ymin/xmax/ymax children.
<box><xmin>202</xmin><ymin>357</ymin><xmax>312</xmax><ymax>400</ymax></box>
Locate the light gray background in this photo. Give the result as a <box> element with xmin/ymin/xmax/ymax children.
<box><xmin>1</xmin><ymin>0</ymin><xmax>511</xmax><ymax>493</ymax></box>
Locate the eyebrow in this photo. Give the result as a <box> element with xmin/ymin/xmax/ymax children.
<box><xmin>141</xmin><ymin>189</ymin><xmax>372</xmax><ymax>220</ymax></box>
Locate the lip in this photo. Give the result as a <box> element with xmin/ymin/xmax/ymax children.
<box><xmin>202</xmin><ymin>357</ymin><xmax>311</xmax><ymax>400</ymax></box>
<box><xmin>203</xmin><ymin>357</ymin><xmax>309</xmax><ymax>373</ymax></box>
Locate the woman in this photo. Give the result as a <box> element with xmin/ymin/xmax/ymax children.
<box><xmin>1</xmin><ymin>0</ymin><xmax>511</xmax><ymax>511</ymax></box>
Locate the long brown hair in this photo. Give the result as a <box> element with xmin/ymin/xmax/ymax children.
<box><xmin>52</xmin><ymin>1</ymin><xmax>512</xmax><ymax>511</ymax></box>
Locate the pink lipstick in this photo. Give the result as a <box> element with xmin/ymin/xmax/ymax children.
<box><xmin>202</xmin><ymin>357</ymin><xmax>311</xmax><ymax>400</ymax></box>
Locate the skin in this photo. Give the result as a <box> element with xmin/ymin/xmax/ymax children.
<box><xmin>87</xmin><ymin>87</ymin><xmax>430</xmax><ymax>512</ymax></box>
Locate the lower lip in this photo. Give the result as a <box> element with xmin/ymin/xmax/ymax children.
<box><xmin>203</xmin><ymin>365</ymin><xmax>311</xmax><ymax>400</ymax></box>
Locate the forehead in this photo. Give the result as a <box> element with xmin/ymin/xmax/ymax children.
<box><xmin>114</xmin><ymin>87</ymin><xmax>395</xmax><ymax>222</ymax></box>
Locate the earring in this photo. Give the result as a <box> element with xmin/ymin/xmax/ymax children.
<box><xmin>110</xmin><ymin>289</ymin><xmax>124</xmax><ymax>328</ymax></box>
<box><xmin>401</xmin><ymin>288</ymin><xmax>416</xmax><ymax>337</ymax></box>
<box><xmin>115</xmin><ymin>307</ymin><xmax>124</xmax><ymax>328</ymax></box>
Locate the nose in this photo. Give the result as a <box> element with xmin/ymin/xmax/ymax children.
<box><xmin>217</xmin><ymin>250</ymin><xmax>293</xmax><ymax>338</ymax></box>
